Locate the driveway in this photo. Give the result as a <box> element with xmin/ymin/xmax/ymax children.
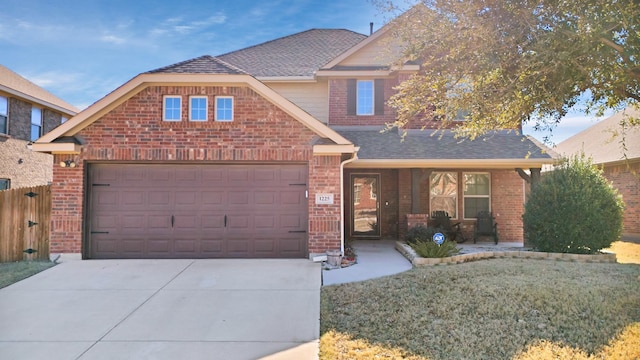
<box><xmin>0</xmin><ymin>259</ymin><xmax>320</xmax><ymax>360</ymax></box>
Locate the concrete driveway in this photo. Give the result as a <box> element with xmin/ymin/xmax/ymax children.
<box><xmin>0</xmin><ymin>259</ymin><xmax>320</xmax><ymax>360</ymax></box>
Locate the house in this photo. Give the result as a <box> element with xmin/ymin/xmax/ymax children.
<box><xmin>0</xmin><ymin>65</ymin><xmax>79</xmax><ymax>189</ymax></box>
<box><xmin>32</xmin><ymin>14</ymin><xmax>554</xmax><ymax>259</ymax></box>
<box><xmin>554</xmin><ymin>107</ymin><xmax>640</xmax><ymax>238</ymax></box>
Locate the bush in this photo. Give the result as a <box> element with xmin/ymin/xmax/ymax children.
<box><xmin>410</xmin><ymin>240</ymin><xmax>460</xmax><ymax>258</ymax></box>
<box><xmin>523</xmin><ymin>154</ymin><xmax>624</xmax><ymax>254</ymax></box>
<box><xmin>405</xmin><ymin>225</ymin><xmax>440</xmax><ymax>245</ymax></box>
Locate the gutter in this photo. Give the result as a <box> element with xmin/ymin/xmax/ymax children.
<box><xmin>339</xmin><ymin>147</ymin><xmax>359</xmax><ymax>254</ymax></box>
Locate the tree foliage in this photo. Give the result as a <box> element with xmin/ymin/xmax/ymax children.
<box><xmin>378</xmin><ymin>0</ymin><xmax>640</xmax><ymax>138</ymax></box>
<box><xmin>522</xmin><ymin>154</ymin><xmax>624</xmax><ymax>254</ymax></box>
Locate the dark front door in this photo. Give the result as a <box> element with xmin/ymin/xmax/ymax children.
<box><xmin>87</xmin><ymin>163</ymin><xmax>308</xmax><ymax>259</ymax></box>
<box><xmin>350</xmin><ymin>174</ymin><xmax>380</xmax><ymax>237</ymax></box>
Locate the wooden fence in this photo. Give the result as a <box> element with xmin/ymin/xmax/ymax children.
<box><xmin>0</xmin><ymin>185</ymin><xmax>51</xmax><ymax>262</ymax></box>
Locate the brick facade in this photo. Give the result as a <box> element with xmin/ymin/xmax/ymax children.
<box><xmin>603</xmin><ymin>161</ymin><xmax>640</xmax><ymax>235</ymax></box>
<box><xmin>49</xmin><ymin>85</ymin><xmax>343</xmax><ymax>255</ymax></box>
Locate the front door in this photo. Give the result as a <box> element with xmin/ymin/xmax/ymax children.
<box><xmin>350</xmin><ymin>174</ymin><xmax>380</xmax><ymax>237</ymax></box>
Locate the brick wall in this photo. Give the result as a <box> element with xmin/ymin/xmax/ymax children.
<box><xmin>603</xmin><ymin>161</ymin><xmax>640</xmax><ymax>235</ymax></box>
<box><xmin>49</xmin><ymin>85</ymin><xmax>344</xmax><ymax>255</ymax></box>
<box><xmin>8</xmin><ymin>98</ymin><xmax>31</xmax><ymax>141</ymax></box>
<box><xmin>0</xmin><ymin>137</ymin><xmax>53</xmax><ymax>188</ymax></box>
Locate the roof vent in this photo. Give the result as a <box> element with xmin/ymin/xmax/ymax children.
<box><xmin>370</xmin><ymin>22</ymin><xmax>374</xmax><ymax>35</ymax></box>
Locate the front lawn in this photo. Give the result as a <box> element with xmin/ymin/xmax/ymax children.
<box><xmin>320</xmin><ymin>258</ymin><xmax>640</xmax><ymax>360</ymax></box>
<box><xmin>0</xmin><ymin>261</ymin><xmax>56</xmax><ymax>289</ymax></box>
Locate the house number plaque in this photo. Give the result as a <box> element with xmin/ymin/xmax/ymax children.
<box><xmin>315</xmin><ymin>193</ymin><xmax>334</xmax><ymax>205</ymax></box>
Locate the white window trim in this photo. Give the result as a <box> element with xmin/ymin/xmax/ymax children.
<box><xmin>429</xmin><ymin>171</ymin><xmax>459</xmax><ymax>219</ymax></box>
<box><xmin>463</xmin><ymin>172</ymin><xmax>491</xmax><ymax>220</ymax></box>
<box><xmin>215</xmin><ymin>96</ymin><xmax>234</xmax><ymax>122</ymax></box>
<box><xmin>31</xmin><ymin>106</ymin><xmax>43</xmax><ymax>141</ymax></box>
<box><xmin>356</xmin><ymin>80</ymin><xmax>374</xmax><ymax>116</ymax></box>
<box><xmin>0</xmin><ymin>95</ymin><xmax>7</xmax><ymax>134</ymax></box>
<box><xmin>163</xmin><ymin>95</ymin><xmax>182</xmax><ymax>122</ymax></box>
<box><xmin>189</xmin><ymin>96</ymin><xmax>208</xmax><ymax>122</ymax></box>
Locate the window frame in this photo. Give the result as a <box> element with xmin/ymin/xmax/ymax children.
<box><xmin>0</xmin><ymin>96</ymin><xmax>7</xmax><ymax>134</ymax></box>
<box><xmin>31</xmin><ymin>106</ymin><xmax>42</xmax><ymax>141</ymax></box>
<box><xmin>0</xmin><ymin>178</ymin><xmax>10</xmax><ymax>190</ymax></box>
<box><xmin>215</xmin><ymin>96</ymin><xmax>234</xmax><ymax>122</ymax></box>
<box><xmin>189</xmin><ymin>96</ymin><xmax>208</xmax><ymax>122</ymax></box>
<box><xmin>356</xmin><ymin>80</ymin><xmax>374</xmax><ymax>116</ymax></box>
<box><xmin>463</xmin><ymin>172</ymin><xmax>491</xmax><ymax>219</ymax></box>
<box><xmin>163</xmin><ymin>95</ymin><xmax>182</xmax><ymax>122</ymax></box>
<box><xmin>429</xmin><ymin>171</ymin><xmax>459</xmax><ymax>219</ymax></box>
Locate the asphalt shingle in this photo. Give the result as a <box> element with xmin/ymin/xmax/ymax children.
<box><xmin>146</xmin><ymin>55</ymin><xmax>247</xmax><ymax>75</ymax></box>
<box><xmin>336</xmin><ymin>129</ymin><xmax>553</xmax><ymax>160</ymax></box>
<box><xmin>217</xmin><ymin>29</ymin><xmax>367</xmax><ymax>77</ymax></box>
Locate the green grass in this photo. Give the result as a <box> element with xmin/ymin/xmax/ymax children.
<box><xmin>320</xmin><ymin>259</ymin><xmax>640</xmax><ymax>360</ymax></box>
<box><xmin>0</xmin><ymin>261</ymin><xmax>56</xmax><ymax>289</ymax></box>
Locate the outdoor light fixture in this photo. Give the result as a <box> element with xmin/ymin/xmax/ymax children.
<box><xmin>60</xmin><ymin>159</ymin><xmax>76</xmax><ymax>168</ymax></box>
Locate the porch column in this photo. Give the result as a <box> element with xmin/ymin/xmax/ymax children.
<box><xmin>411</xmin><ymin>168</ymin><xmax>421</xmax><ymax>214</ymax></box>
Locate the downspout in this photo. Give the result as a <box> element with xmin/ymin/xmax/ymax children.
<box><xmin>340</xmin><ymin>147</ymin><xmax>359</xmax><ymax>254</ymax></box>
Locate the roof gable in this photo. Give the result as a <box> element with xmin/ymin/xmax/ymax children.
<box><xmin>217</xmin><ymin>29</ymin><xmax>367</xmax><ymax>78</ymax></box>
<box><xmin>554</xmin><ymin>107</ymin><xmax>640</xmax><ymax>164</ymax></box>
<box><xmin>0</xmin><ymin>64</ymin><xmax>79</xmax><ymax>115</ymax></box>
<box><xmin>33</xmin><ymin>72</ymin><xmax>353</xmax><ymax>154</ymax></box>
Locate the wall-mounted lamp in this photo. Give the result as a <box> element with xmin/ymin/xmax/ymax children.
<box><xmin>60</xmin><ymin>159</ymin><xmax>76</xmax><ymax>168</ymax></box>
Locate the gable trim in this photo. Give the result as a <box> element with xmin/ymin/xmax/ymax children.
<box><xmin>34</xmin><ymin>73</ymin><xmax>354</xmax><ymax>151</ymax></box>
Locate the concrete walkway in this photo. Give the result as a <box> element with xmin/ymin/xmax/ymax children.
<box><xmin>322</xmin><ymin>240</ymin><xmax>413</xmax><ymax>286</ymax></box>
<box><xmin>0</xmin><ymin>259</ymin><xmax>320</xmax><ymax>360</ymax></box>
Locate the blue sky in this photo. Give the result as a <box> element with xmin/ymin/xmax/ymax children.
<box><xmin>1</xmin><ymin>0</ymin><xmax>606</xmax><ymax>144</ymax></box>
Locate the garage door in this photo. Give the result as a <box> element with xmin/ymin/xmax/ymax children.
<box><xmin>87</xmin><ymin>164</ymin><xmax>308</xmax><ymax>259</ymax></box>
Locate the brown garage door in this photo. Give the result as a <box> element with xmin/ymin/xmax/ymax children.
<box><xmin>87</xmin><ymin>163</ymin><xmax>308</xmax><ymax>259</ymax></box>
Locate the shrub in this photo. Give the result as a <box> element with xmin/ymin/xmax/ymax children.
<box><xmin>405</xmin><ymin>225</ymin><xmax>440</xmax><ymax>245</ymax></box>
<box><xmin>523</xmin><ymin>154</ymin><xmax>624</xmax><ymax>254</ymax></box>
<box><xmin>410</xmin><ymin>240</ymin><xmax>460</xmax><ymax>258</ymax></box>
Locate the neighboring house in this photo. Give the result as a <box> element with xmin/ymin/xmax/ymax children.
<box><xmin>33</xmin><ymin>12</ymin><xmax>554</xmax><ymax>259</ymax></box>
<box><xmin>0</xmin><ymin>65</ymin><xmax>79</xmax><ymax>189</ymax></box>
<box><xmin>554</xmin><ymin>107</ymin><xmax>640</xmax><ymax>237</ymax></box>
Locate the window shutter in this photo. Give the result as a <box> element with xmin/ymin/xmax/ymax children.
<box><xmin>347</xmin><ymin>79</ymin><xmax>356</xmax><ymax>115</ymax></box>
<box><xmin>374</xmin><ymin>79</ymin><xmax>385</xmax><ymax>115</ymax></box>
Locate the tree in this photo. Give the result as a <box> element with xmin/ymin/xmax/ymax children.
<box><xmin>378</xmin><ymin>0</ymin><xmax>640</xmax><ymax>139</ymax></box>
<box><xmin>522</xmin><ymin>154</ymin><xmax>624</xmax><ymax>253</ymax></box>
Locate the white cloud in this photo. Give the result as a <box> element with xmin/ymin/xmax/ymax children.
<box><xmin>151</xmin><ymin>12</ymin><xmax>226</xmax><ymax>37</ymax></box>
<box><xmin>100</xmin><ymin>34</ymin><xmax>127</xmax><ymax>45</ymax></box>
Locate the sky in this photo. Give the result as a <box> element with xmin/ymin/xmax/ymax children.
<box><xmin>1</xmin><ymin>0</ymin><xmax>608</xmax><ymax>145</ymax></box>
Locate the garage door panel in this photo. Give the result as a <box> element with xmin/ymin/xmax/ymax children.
<box><xmin>89</xmin><ymin>164</ymin><xmax>308</xmax><ymax>259</ymax></box>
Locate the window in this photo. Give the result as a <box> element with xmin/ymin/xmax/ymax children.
<box><xmin>463</xmin><ymin>173</ymin><xmax>490</xmax><ymax>218</ymax></box>
<box><xmin>0</xmin><ymin>96</ymin><xmax>7</xmax><ymax>134</ymax></box>
<box><xmin>189</xmin><ymin>96</ymin><xmax>207</xmax><ymax>121</ymax></box>
<box><xmin>430</xmin><ymin>172</ymin><xmax>458</xmax><ymax>218</ymax></box>
<box><xmin>215</xmin><ymin>96</ymin><xmax>233</xmax><ymax>122</ymax></box>
<box><xmin>61</xmin><ymin>116</ymin><xmax>68</xmax><ymax>124</ymax></box>
<box><xmin>163</xmin><ymin>96</ymin><xmax>182</xmax><ymax>121</ymax></box>
<box><xmin>0</xmin><ymin>178</ymin><xmax>9</xmax><ymax>190</ymax></box>
<box><xmin>31</xmin><ymin>107</ymin><xmax>42</xmax><ymax>141</ymax></box>
<box><xmin>356</xmin><ymin>80</ymin><xmax>374</xmax><ymax>115</ymax></box>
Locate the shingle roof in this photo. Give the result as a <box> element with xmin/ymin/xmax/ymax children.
<box><xmin>217</xmin><ymin>29</ymin><xmax>367</xmax><ymax>77</ymax></box>
<box><xmin>554</xmin><ymin>107</ymin><xmax>640</xmax><ymax>163</ymax></box>
<box><xmin>146</xmin><ymin>55</ymin><xmax>247</xmax><ymax>75</ymax></box>
<box><xmin>335</xmin><ymin>128</ymin><xmax>553</xmax><ymax>160</ymax></box>
<box><xmin>0</xmin><ymin>64</ymin><xmax>79</xmax><ymax>115</ymax></box>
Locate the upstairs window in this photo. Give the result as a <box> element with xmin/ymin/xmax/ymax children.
<box><xmin>31</xmin><ymin>107</ymin><xmax>42</xmax><ymax>141</ymax></box>
<box><xmin>347</xmin><ymin>79</ymin><xmax>385</xmax><ymax>116</ymax></box>
<box><xmin>163</xmin><ymin>96</ymin><xmax>182</xmax><ymax>121</ymax></box>
<box><xmin>189</xmin><ymin>96</ymin><xmax>207</xmax><ymax>121</ymax></box>
<box><xmin>215</xmin><ymin>96</ymin><xmax>233</xmax><ymax>122</ymax></box>
<box><xmin>463</xmin><ymin>173</ymin><xmax>490</xmax><ymax>219</ymax></box>
<box><xmin>0</xmin><ymin>96</ymin><xmax>7</xmax><ymax>134</ymax></box>
<box><xmin>356</xmin><ymin>80</ymin><xmax>374</xmax><ymax>115</ymax></box>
